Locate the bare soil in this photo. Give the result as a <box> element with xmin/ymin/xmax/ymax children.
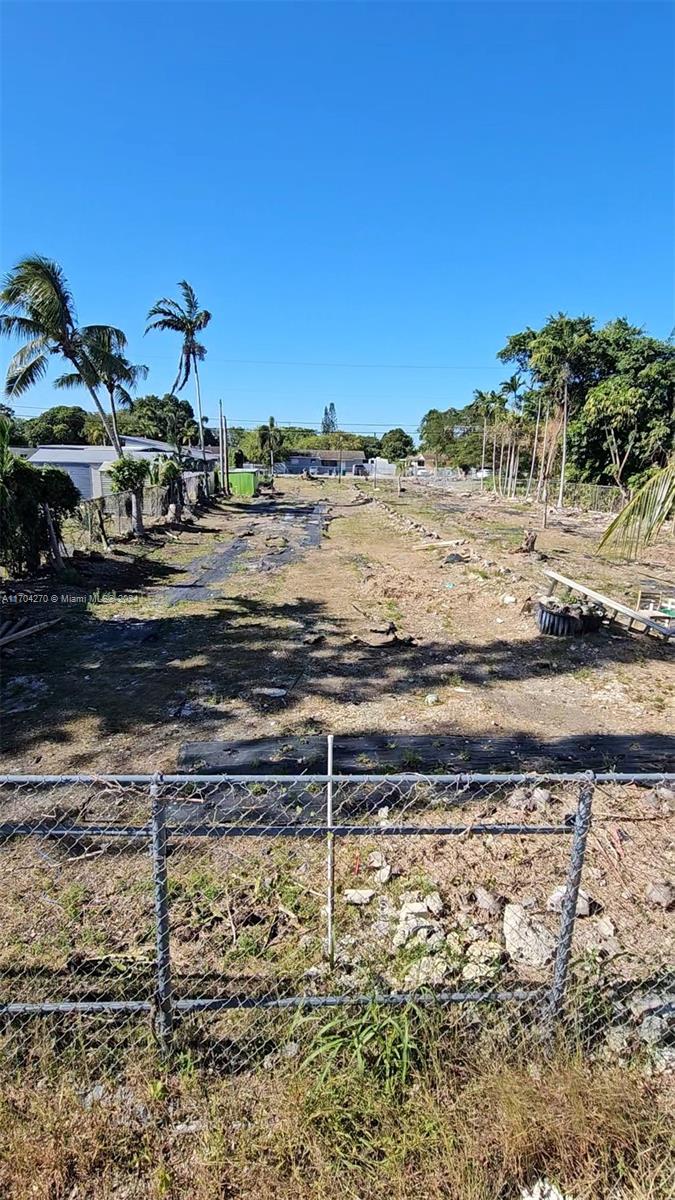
<box><xmin>1</xmin><ymin>476</ymin><xmax>672</xmax><ymax>774</ymax></box>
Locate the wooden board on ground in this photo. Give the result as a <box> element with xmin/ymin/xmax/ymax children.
<box><xmin>544</xmin><ymin>569</ymin><xmax>675</xmax><ymax>640</ymax></box>
<box><xmin>180</xmin><ymin>732</ymin><xmax>675</xmax><ymax>775</ymax></box>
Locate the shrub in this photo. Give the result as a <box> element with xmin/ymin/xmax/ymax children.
<box><xmin>108</xmin><ymin>456</ymin><xmax>151</xmax><ymax>494</ymax></box>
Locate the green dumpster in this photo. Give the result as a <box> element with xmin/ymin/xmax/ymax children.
<box><xmin>229</xmin><ymin>469</ymin><xmax>259</xmax><ymax>497</ymax></box>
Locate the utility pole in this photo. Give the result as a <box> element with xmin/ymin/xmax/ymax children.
<box><xmin>219</xmin><ymin>399</ymin><xmax>231</xmax><ymax>497</ymax></box>
<box><xmin>223</xmin><ymin>411</ymin><xmax>231</xmax><ymax>496</ymax></box>
<box><xmin>218</xmin><ymin>398</ymin><xmax>226</xmax><ymax>494</ymax></box>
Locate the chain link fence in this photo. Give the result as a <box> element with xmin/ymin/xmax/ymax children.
<box><xmin>63</xmin><ymin>473</ymin><xmax>206</xmax><ymax>550</ymax></box>
<box><xmin>410</xmin><ymin>472</ymin><xmax>624</xmax><ymax>514</ymax></box>
<box><xmin>0</xmin><ymin>753</ymin><xmax>672</xmax><ymax>1077</ymax></box>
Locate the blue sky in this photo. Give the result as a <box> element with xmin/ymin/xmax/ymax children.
<box><xmin>1</xmin><ymin>0</ymin><xmax>673</xmax><ymax>436</ymax></box>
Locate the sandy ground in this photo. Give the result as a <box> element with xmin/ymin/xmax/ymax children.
<box><xmin>1</xmin><ymin>475</ymin><xmax>672</xmax><ymax>774</ymax></box>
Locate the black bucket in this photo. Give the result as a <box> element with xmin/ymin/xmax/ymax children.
<box><xmin>535</xmin><ymin>602</ymin><xmax>583</xmax><ymax>637</ymax></box>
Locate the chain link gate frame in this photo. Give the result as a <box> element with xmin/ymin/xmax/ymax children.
<box><xmin>0</xmin><ymin>749</ymin><xmax>672</xmax><ymax>1066</ymax></box>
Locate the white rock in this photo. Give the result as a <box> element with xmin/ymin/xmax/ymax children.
<box><xmin>399</xmin><ymin>900</ymin><xmax>429</xmax><ymax>917</ymax></box>
<box><xmin>628</xmin><ymin>993</ymin><xmax>664</xmax><ymax>1018</ymax></box>
<box><xmin>366</xmin><ymin>851</ymin><xmax>386</xmax><ymax>869</ymax></box>
<box><xmin>531</xmin><ymin>786</ymin><xmax>552</xmax><ymax>808</ymax></box>
<box><xmin>547</xmin><ymin>886</ymin><xmax>591</xmax><ymax>917</ymax></box>
<box><xmin>403</xmin><ymin>955</ymin><xmax>448</xmax><ymax>989</ymax></box>
<box><xmin>377</xmin><ymin>864</ymin><xmax>392</xmax><ymax>884</ymax></box>
<box><xmin>344</xmin><ymin>889</ymin><xmax>375</xmax><ymax>906</ymax></box>
<box><xmin>503</xmin><ymin>903</ymin><xmax>556</xmax><ymax>968</ymax></box>
<box><xmin>520</xmin><ymin>1182</ymin><xmax>574</xmax><ymax>1200</ymax></box>
<box><xmin>645</xmin><ymin>880</ymin><xmax>673</xmax><ymax>909</ymax></box>
<box><xmin>424</xmin><ymin>890</ymin><xmax>444</xmax><ymax>917</ymax></box>
<box><xmin>501</xmin><ymin>593</ymin><xmax>517</xmax><ymax>605</ymax></box>
<box><xmin>639</xmin><ymin>1015</ymin><xmax>667</xmax><ymax>1045</ymax></box>
<box><xmin>472</xmin><ymin>886</ymin><xmax>501</xmax><ymax>916</ymax></box>
<box><xmin>595</xmin><ymin>916</ymin><xmax>616</xmax><ymax>940</ymax></box>
<box><xmin>466</xmin><ymin>939</ymin><xmax>503</xmax><ymax>963</ymax></box>
<box><xmin>425</xmin><ymin>693</ymin><xmax>441</xmax><ymax>706</ymax></box>
<box><xmin>252</xmin><ymin>687</ymin><xmax>287</xmax><ymax>698</ymax></box>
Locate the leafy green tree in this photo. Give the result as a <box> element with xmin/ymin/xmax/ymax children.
<box><xmin>0</xmin><ymin>256</ymin><xmax>125</xmax><ymax>453</ymax></box>
<box><xmin>418</xmin><ymin>407</ymin><xmax>470</xmax><ymax>461</ymax></box>
<box><xmin>54</xmin><ymin>327</ymin><xmax>147</xmax><ymax>449</ymax></box>
<box><xmin>0</xmin><ymin>403</ymin><xmax>30</xmax><ymax>445</ymax></box>
<box><xmin>380</xmin><ymin>428</ymin><xmax>415</xmax><ymax>461</ymax></box>
<box><xmin>108</xmin><ymin>456</ymin><xmax>151</xmax><ymax>535</ymax></box>
<box><xmin>23</xmin><ymin>404</ymin><xmax>89</xmax><ymax>445</ymax></box>
<box><xmin>0</xmin><ymin>416</ymin><xmax>79</xmax><ymax>575</ymax></box>
<box><xmin>321</xmin><ymin>402</ymin><xmax>338</xmax><ymax>433</ymax></box>
<box><xmin>123</xmin><ymin>394</ymin><xmax>199</xmax><ymax>454</ymax></box>
<box><xmin>259</xmin><ymin>416</ymin><xmax>284</xmax><ymax>471</ymax></box>
<box><xmin>146</xmin><ymin>281</ymin><xmax>211</xmax><ymax>477</ymax></box>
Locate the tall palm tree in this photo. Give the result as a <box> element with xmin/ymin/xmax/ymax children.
<box><xmin>145</xmin><ymin>281</ymin><xmax>211</xmax><ymax>480</ymax></box>
<box><xmin>470</xmin><ymin>389</ymin><xmax>496</xmax><ymax>488</ymax></box>
<box><xmin>53</xmin><ymin>327</ymin><xmax>147</xmax><ymax>449</ymax></box>
<box><xmin>0</xmin><ymin>256</ymin><xmax>125</xmax><ymax>454</ymax></box>
<box><xmin>598</xmin><ymin>458</ymin><xmax>675</xmax><ymax>559</ymax></box>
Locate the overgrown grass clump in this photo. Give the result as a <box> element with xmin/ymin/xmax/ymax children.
<box><xmin>0</xmin><ymin>1006</ymin><xmax>672</xmax><ymax>1199</ymax></box>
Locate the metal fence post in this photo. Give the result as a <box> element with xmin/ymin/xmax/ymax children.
<box><xmin>325</xmin><ymin>735</ymin><xmax>335</xmax><ymax>968</ymax></box>
<box><xmin>150</xmin><ymin>773</ymin><xmax>174</xmax><ymax>1052</ymax></box>
<box><xmin>546</xmin><ymin>774</ymin><xmax>594</xmax><ymax>1026</ymax></box>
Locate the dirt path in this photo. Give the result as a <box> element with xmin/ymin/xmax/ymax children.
<box><xmin>0</xmin><ymin>478</ymin><xmax>672</xmax><ymax>774</ymax></box>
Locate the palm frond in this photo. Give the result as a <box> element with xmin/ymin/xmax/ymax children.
<box><xmin>6</xmin><ymin>335</ymin><xmax>49</xmax><ymax>367</ymax></box>
<box><xmin>145</xmin><ymin>314</ymin><xmax>185</xmax><ymax>334</ymax></box>
<box><xmin>5</xmin><ymin>351</ymin><xmax>49</xmax><ymax>396</ymax></box>
<box><xmin>599</xmin><ymin>460</ymin><xmax>675</xmax><ymax>559</ymax></box>
<box><xmin>80</xmin><ymin>325</ymin><xmax>127</xmax><ymax>350</ymax></box>
<box><xmin>53</xmin><ymin>371</ymin><xmax>84</xmax><ymax>390</ymax></box>
<box><xmin>0</xmin><ymin>256</ymin><xmax>76</xmax><ymax>338</ymax></box>
<box><xmin>178</xmin><ymin>280</ymin><xmax>198</xmax><ymax>316</ymax></box>
<box><xmin>0</xmin><ymin>314</ymin><xmax>44</xmax><ymax>341</ymax></box>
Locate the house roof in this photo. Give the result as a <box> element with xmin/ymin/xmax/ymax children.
<box><xmin>288</xmin><ymin>448</ymin><xmax>365</xmax><ymax>463</ymax></box>
<box><xmin>121</xmin><ymin>435</ymin><xmax>176</xmax><ymax>453</ymax></box>
<box><xmin>28</xmin><ymin>445</ymin><xmax>118</xmax><ymax>465</ymax></box>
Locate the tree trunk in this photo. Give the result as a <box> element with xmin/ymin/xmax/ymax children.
<box><xmin>491</xmin><ymin>425</ymin><xmax>498</xmax><ymax>492</ymax></box>
<box><xmin>64</xmin><ymin>348</ymin><xmax>123</xmax><ymax>456</ymax></box>
<box><xmin>557</xmin><ymin>377</ymin><xmax>569</xmax><ymax>508</ymax></box>
<box><xmin>526</xmin><ymin>396</ymin><xmax>541</xmax><ymax>499</ymax></box>
<box><xmin>107</xmin><ymin>385</ymin><xmax>122</xmax><ymax>454</ymax></box>
<box><xmin>83</xmin><ymin>378</ymin><xmax>122</xmax><ymax>456</ymax></box>
<box><xmin>131</xmin><ymin>489</ymin><xmax>145</xmax><ymax>536</ymax></box>
<box><xmin>480</xmin><ymin>417</ymin><xmax>487</xmax><ymax>490</ymax></box>
<box><xmin>497</xmin><ymin>433</ymin><xmax>506</xmax><ymax>496</ymax></box>
<box><xmin>43</xmin><ymin>503</ymin><xmax>64</xmax><ymax>570</ymax></box>
<box><xmin>537</xmin><ymin>405</ymin><xmax>550</xmax><ymax>502</ymax></box>
<box><xmin>193</xmin><ymin>358</ymin><xmax>208</xmax><ymax>496</ymax></box>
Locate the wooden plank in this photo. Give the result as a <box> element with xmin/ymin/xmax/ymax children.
<box><xmin>0</xmin><ymin>617</ymin><xmax>62</xmax><ymax>648</ymax></box>
<box><xmin>180</xmin><ymin>733</ymin><xmax>675</xmax><ymax>775</ymax></box>
<box><xmin>544</xmin><ymin>570</ymin><xmax>675</xmax><ymax>640</ymax></box>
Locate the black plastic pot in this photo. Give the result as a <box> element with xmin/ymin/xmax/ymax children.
<box><xmin>535</xmin><ymin>602</ymin><xmax>583</xmax><ymax>637</ymax></box>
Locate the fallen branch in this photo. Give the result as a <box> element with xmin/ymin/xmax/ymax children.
<box><xmin>0</xmin><ymin>617</ymin><xmax>62</xmax><ymax>648</ymax></box>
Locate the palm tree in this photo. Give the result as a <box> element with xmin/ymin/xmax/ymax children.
<box><xmin>145</xmin><ymin>281</ymin><xmax>211</xmax><ymax>482</ymax></box>
<box><xmin>598</xmin><ymin>458</ymin><xmax>675</xmax><ymax>559</ymax></box>
<box><xmin>470</xmin><ymin>389</ymin><xmax>496</xmax><ymax>489</ymax></box>
<box><xmin>0</xmin><ymin>256</ymin><xmax>125</xmax><ymax>454</ymax></box>
<box><xmin>53</xmin><ymin>327</ymin><xmax>147</xmax><ymax>449</ymax></box>
<box><xmin>259</xmin><ymin>416</ymin><xmax>283</xmax><ymax>473</ymax></box>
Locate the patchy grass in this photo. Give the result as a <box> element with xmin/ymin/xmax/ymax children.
<box><xmin>0</xmin><ymin>1023</ymin><xmax>671</xmax><ymax>1199</ymax></box>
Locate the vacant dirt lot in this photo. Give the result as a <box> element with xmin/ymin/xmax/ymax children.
<box><xmin>1</xmin><ymin>475</ymin><xmax>672</xmax><ymax>774</ymax></box>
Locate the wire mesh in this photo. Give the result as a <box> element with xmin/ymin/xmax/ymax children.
<box><xmin>0</xmin><ymin>768</ymin><xmax>672</xmax><ymax>1077</ymax></box>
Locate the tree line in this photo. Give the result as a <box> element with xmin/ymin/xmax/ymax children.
<box><xmin>419</xmin><ymin>314</ymin><xmax>675</xmax><ymax>506</ymax></box>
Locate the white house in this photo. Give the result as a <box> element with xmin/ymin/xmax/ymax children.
<box><xmin>28</xmin><ymin>436</ymin><xmax>178</xmax><ymax>500</ymax></box>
